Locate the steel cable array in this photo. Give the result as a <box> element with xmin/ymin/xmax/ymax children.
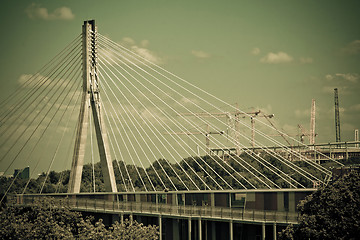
<box><xmin>0</xmin><ymin>29</ymin><xmax>344</xmax><ymax>203</ymax></box>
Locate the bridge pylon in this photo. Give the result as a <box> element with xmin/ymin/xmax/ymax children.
<box><xmin>68</xmin><ymin>20</ymin><xmax>117</xmax><ymax>193</ymax></box>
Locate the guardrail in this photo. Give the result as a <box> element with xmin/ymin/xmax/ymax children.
<box><xmin>11</xmin><ymin>195</ymin><xmax>298</xmax><ymax>224</ymax></box>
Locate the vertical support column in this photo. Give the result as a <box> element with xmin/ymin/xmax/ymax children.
<box><xmin>89</xmin><ymin>20</ymin><xmax>117</xmax><ymax>193</ymax></box>
<box><xmin>273</xmin><ymin>223</ymin><xmax>277</xmax><ymax>240</ymax></box>
<box><xmin>159</xmin><ymin>215</ymin><xmax>162</xmax><ymax>240</ymax></box>
<box><xmin>198</xmin><ymin>218</ymin><xmax>202</xmax><ymax>240</ymax></box>
<box><xmin>229</xmin><ymin>220</ymin><xmax>233</xmax><ymax>240</ymax></box>
<box><xmin>68</xmin><ymin>20</ymin><xmax>117</xmax><ymax>193</ymax></box>
<box><xmin>262</xmin><ymin>222</ymin><xmax>266</xmax><ymax>240</ymax></box>
<box><xmin>68</xmin><ymin>21</ymin><xmax>92</xmax><ymax>193</ymax></box>
<box><xmin>188</xmin><ymin>218</ymin><xmax>192</xmax><ymax>240</ymax></box>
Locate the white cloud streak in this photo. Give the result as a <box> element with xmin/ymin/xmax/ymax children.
<box><xmin>26</xmin><ymin>3</ymin><xmax>75</xmax><ymax>21</ymax></box>
<box><xmin>325</xmin><ymin>73</ymin><xmax>359</xmax><ymax>83</ymax></box>
<box><xmin>120</xmin><ymin>37</ymin><xmax>163</xmax><ymax>65</ymax></box>
<box><xmin>260</xmin><ymin>52</ymin><xmax>293</xmax><ymax>64</ymax></box>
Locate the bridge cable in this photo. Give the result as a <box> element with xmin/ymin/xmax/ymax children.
<box><xmin>1</xmin><ymin>62</ymin><xmax>81</xmax><ymax>201</ymax></box>
<box><xmin>99</xmin><ymin>57</ymin><xmax>210</xmax><ymax>190</ymax></box>
<box><xmin>0</xmin><ymin>34</ymin><xmax>81</xmax><ymax>118</ymax></box>
<box><xmin>0</xmin><ymin>37</ymin><xmax>82</xmax><ymax>129</ymax></box>
<box><xmin>98</xmin><ymin>39</ymin><xmax>257</xmax><ymax>189</ymax></box>
<box><xmin>97</xmin><ymin>33</ymin><xmax>324</xmax><ymax>188</ymax></box>
<box><xmin>100</xmin><ymin>71</ymin><xmax>179</xmax><ymax>191</ymax></box>
<box><xmin>98</xmin><ymin>53</ymin><xmax>233</xmax><ymax>190</ymax></box>
<box><xmin>98</xmin><ymin>36</ymin><xmax>278</xmax><ymax>189</ymax></box>
<box><xmin>97</xmin><ymin>34</ymin><xmax>335</xmax><ymax>175</ymax></box>
<box><xmin>98</xmin><ymin>38</ymin><xmax>276</xmax><ymax>189</ymax></box>
<box><xmin>0</xmin><ymin>50</ymin><xmax>82</xmax><ymax>174</ymax></box>
<box><xmin>0</xmin><ymin>44</ymin><xmax>82</xmax><ymax>152</ymax></box>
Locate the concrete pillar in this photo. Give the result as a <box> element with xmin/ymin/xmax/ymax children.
<box><xmin>262</xmin><ymin>222</ymin><xmax>265</xmax><ymax>240</ymax></box>
<box><xmin>229</xmin><ymin>220</ymin><xmax>233</xmax><ymax>240</ymax></box>
<box><xmin>188</xmin><ymin>218</ymin><xmax>192</xmax><ymax>240</ymax></box>
<box><xmin>159</xmin><ymin>216</ymin><xmax>162</xmax><ymax>240</ymax></box>
<box><xmin>120</xmin><ymin>213</ymin><xmax>124</xmax><ymax>224</ymax></box>
<box><xmin>273</xmin><ymin>223</ymin><xmax>277</xmax><ymax>240</ymax></box>
<box><xmin>198</xmin><ymin>218</ymin><xmax>202</xmax><ymax>240</ymax></box>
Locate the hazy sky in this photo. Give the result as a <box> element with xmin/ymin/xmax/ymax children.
<box><xmin>1</xmin><ymin>0</ymin><xmax>359</xmax><ymax>144</ymax></box>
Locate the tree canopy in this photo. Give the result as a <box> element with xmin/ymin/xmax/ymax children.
<box><xmin>0</xmin><ymin>197</ymin><xmax>158</xmax><ymax>239</ymax></box>
<box><xmin>279</xmin><ymin>170</ymin><xmax>360</xmax><ymax>240</ymax></box>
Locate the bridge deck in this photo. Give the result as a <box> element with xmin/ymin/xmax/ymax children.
<box><xmin>12</xmin><ymin>195</ymin><xmax>299</xmax><ymax>225</ymax></box>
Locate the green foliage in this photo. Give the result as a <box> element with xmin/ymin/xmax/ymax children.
<box><xmin>2</xmin><ymin>155</ymin><xmax>359</xmax><ymax>194</ymax></box>
<box><xmin>279</xmin><ymin>170</ymin><xmax>360</xmax><ymax>240</ymax></box>
<box><xmin>0</xmin><ymin>197</ymin><xmax>159</xmax><ymax>239</ymax></box>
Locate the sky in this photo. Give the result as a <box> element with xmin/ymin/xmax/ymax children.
<box><xmin>0</xmin><ymin>0</ymin><xmax>359</xmax><ymax>146</ymax></box>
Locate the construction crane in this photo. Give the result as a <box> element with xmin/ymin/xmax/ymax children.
<box><xmin>164</xmin><ymin>124</ymin><xmax>224</xmax><ymax>154</ymax></box>
<box><xmin>178</xmin><ymin>108</ymin><xmax>276</xmax><ymax>150</ymax></box>
<box><xmin>262</xmin><ymin>113</ymin><xmax>292</xmax><ymax>147</ymax></box>
<box><xmin>298</xmin><ymin>124</ymin><xmax>318</xmax><ymax>144</ymax></box>
<box><xmin>309</xmin><ymin>99</ymin><xmax>316</xmax><ymax>145</ymax></box>
<box><xmin>249</xmin><ymin>112</ymin><xmax>275</xmax><ymax>148</ymax></box>
<box><xmin>334</xmin><ymin>88</ymin><xmax>341</xmax><ymax>142</ymax></box>
<box><xmin>178</xmin><ymin>105</ymin><xmax>262</xmax><ymax>154</ymax></box>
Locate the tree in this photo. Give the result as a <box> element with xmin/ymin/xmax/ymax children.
<box><xmin>0</xmin><ymin>197</ymin><xmax>159</xmax><ymax>239</ymax></box>
<box><xmin>279</xmin><ymin>170</ymin><xmax>360</xmax><ymax>240</ymax></box>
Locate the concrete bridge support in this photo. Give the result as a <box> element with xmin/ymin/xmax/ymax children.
<box><xmin>68</xmin><ymin>20</ymin><xmax>117</xmax><ymax>193</ymax></box>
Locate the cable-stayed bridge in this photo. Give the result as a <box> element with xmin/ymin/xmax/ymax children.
<box><xmin>0</xmin><ymin>20</ymin><xmax>344</xmax><ymax>240</ymax></box>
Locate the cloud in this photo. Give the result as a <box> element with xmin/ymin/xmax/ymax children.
<box><xmin>251</xmin><ymin>48</ymin><xmax>260</xmax><ymax>55</ymax></box>
<box><xmin>120</xmin><ymin>37</ymin><xmax>163</xmax><ymax>65</ymax></box>
<box><xmin>26</xmin><ymin>3</ymin><xmax>75</xmax><ymax>20</ymax></box>
<box><xmin>341</xmin><ymin>40</ymin><xmax>360</xmax><ymax>55</ymax></box>
<box><xmin>260</xmin><ymin>52</ymin><xmax>293</xmax><ymax>64</ymax></box>
<box><xmin>300</xmin><ymin>57</ymin><xmax>313</xmax><ymax>64</ymax></box>
<box><xmin>325</xmin><ymin>73</ymin><xmax>359</xmax><ymax>83</ymax></box>
<box><xmin>191</xmin><ymin>50</ymin><xmax>211</xmax><ymax>59</ymax></box>
<box><xmin>335</xmin><ymin>73</ymin><xmax>359</xmax><ymax>83</ymax></box>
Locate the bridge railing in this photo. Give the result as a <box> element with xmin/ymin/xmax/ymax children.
<box><xmin>11</xmin><ymin>195</ymin><xmax>299</xmax><ymax>224</ymax></box>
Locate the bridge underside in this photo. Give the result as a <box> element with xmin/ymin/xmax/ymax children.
<box><xmin>12</xmin><ymin>188</ymin><xmax>314</xmax><ymax>240</ymax></box>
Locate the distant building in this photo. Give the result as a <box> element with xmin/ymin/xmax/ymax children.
<box><xmin>13</xmin><ymin>166</ymin><xmax>30</xmax><ymax>179</ymax></box>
